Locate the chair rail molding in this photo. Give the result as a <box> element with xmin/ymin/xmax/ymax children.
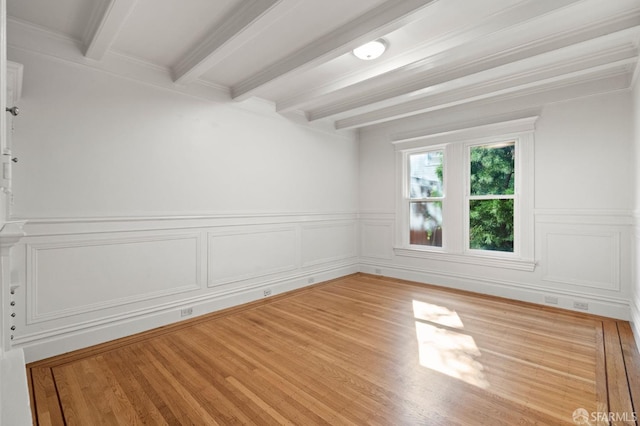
<box><xmin>0</xmin><ymin>220</ymin><xmax>25</xmax><ymax>255</ymax></box>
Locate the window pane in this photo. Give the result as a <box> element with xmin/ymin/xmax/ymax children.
<box><xmin>470</xmin><ymin>143</ymin><xmax>515</xmax><ymax>196</ymax></box>
<box><xmin>469</xmin><ymin>199</ymin><xmax>513</xmax><ymax>252</ymax></box>
<box><xmin>410</xmin><ymin>201</ymin><xmax>442</xmax><ymax>247</ymax></box>
<box><xmin>409</xmin><ymin>151</ymin><xmax>443</xmax><ymax>199</ymax></box>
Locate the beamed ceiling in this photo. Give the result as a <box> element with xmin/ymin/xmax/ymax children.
<box><xmin>6</xmin><ymin>0</ymin><xmax>640</xmax><ymax>131</ymax></box>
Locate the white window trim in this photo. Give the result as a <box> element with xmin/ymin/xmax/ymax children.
<box><xmin>393</xmin><ymin>117</ymin><xmax>537</xmax><ymax>271</ymax></box>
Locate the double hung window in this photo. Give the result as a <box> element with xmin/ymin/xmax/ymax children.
<box><xmin>408</xmin><ymin>150</ymin><xmax>444</xmax><ymax>247</ymax></box>
<box><xmin>467</xmin><ymin>141</ymin><xmax>516</xmax><ymax>253</ymax></box>
<box><xmin>395</xmin><ymin>122</ymin><xmax>535</xmax><ymax>270</ymax></box>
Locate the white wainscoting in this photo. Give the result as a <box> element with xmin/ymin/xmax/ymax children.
<box><xmin>539</xmin><ymin>225</ymin><xmax>620</xmax><ymax>291</ymax></box>
<box><xmin>10</xmin><ymin>213</ymin><xmax>358</xmax><ymax>362</ymax></box>
<box><xmin>358</xmin><ymin>210</ymin><xmax>633</xmax><ymax>319</ymax></box>
<box><xmin>11</xmin><ymin>209</ymin><xmax>635</xmax><ymax>361</ymax></box>
<box><xmin>301</xmin><ymin>222</ymin><xmax>357</xmax><ymax>267</ymax></box>
<box><xmin>535</xmin><ymin>211</ymin><xmax>632</xmax><ymax>300</ymax></box>
<box><xmin>360</xmin><ymin>218</ymin><xmax>394</xmax><ymax>261</ymax></box>
<box><xmin>208</xmin><ymin>226</ymin><xmax>298</xmax><ymax>288</ymax></box>
<box><xmin>27</xmin><ymin>232</ymin><xmax>204</xmax><ymax>323</ymax></box>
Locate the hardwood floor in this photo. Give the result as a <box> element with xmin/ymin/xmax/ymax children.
<box><xmin>28</xmin><ymin>274</ymin><xmax>640</xmax><ymax>425</ymax></box>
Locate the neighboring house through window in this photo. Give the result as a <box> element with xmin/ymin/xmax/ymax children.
<box><xmin>409</xmin><ymin>150</ymin><xmax>444</xmax><ymax>247</ymax></box>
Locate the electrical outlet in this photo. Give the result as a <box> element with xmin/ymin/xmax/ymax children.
<box><xmin>308</xmin><ymin>277</ymin><xmax>315</xmax><ymax>284</ymax></box>
<box><xmin>263</xmin><ymin>289</ymin><xmax>272</xmax><ymax>297</ymax></box>
<box><xmin>573</xmin><ymin>301</ymin><xmax>589</xmax><ymax>311</ymax></box>
<box><xmin>544</xmin><ymin>296</ymin><xmax>558</xmax><ymax>305</ymax></box>
<box><xmin>180</xmin><ymin>307</ymin><xmax>193</xmax><ymax>317</ymax></box>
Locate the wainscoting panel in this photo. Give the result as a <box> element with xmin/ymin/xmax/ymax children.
<box><xmin>301</xmin><ymin>222</ymin><xmax>357</xmax><ymax>267</ymax></box>
<box><xmin>360</xmin><ymin>220</ymin><xmax>394</xmax><ymax>260</ymax></box>
<box><xmin>358</xmin><ymin>210</ymin><xmax>633</xmax><ymax>319</ymax></box>
<box><xmin>27</xmin><ymin>233</ymin><xmax>203</xmax><ymax>323</ymax></box>
<box><xmin>540</xmin><ymin>225</ymin><xmax>620</xmax><ymax>290</ymax></box>
<box><xmin>207</xmin><ymin>226</ymin><xmax>298</xmax><ymax>287</ymax></box>
<box><xmin>10</xmin><ymin>213</ymin><xmax>359</xmax><ymax>362</ymax></box>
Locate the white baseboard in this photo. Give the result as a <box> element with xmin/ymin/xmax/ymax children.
<box><xmin>1</xmin><ymin>348</ymin><xmax>31</xmax><ymax>426</ymax></box>
<box><xmin>20</xmin><ymin>264</ymin><xmax>358</xmax><ymax>363</ymax></box>
<box><xmin>359</xmin><ymin>262</ymin><xmax>630</xmax><ymax>320</ymax></box>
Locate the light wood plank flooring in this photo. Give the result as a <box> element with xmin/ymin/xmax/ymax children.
<box><xmin>28</xmin><ymin>274</ymin><xmax>640</xmax><ymax>425</ymax></box>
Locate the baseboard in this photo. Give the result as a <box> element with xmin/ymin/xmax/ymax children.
<box><xmin>20</xmin><ymin>264</ymin><xmax>358</xmax><ymax>363</ymax></box>
<box><xmin>359</xmin><ymin>262</ymin><xmax>630</xmax><ymax>320</ymax></box>
<box><xmin>1</xmin><ymin>348</ymin><xmax>31</xmax><ymax>425</ymax></box>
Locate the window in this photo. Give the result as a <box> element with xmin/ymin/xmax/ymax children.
<box><xmin>467</xmin><ymin>141</ymin><xmax>515</xmax><ymax>253</ymax></box>
<box><xmin>394</xmin><ymin>118</ymin><xmax>535</xmax><ymax>271</ymax></box>
<box><xmin>408</xmin><ymin>150</ymin><xmax>444</xmax><ymax>247</ymax></box>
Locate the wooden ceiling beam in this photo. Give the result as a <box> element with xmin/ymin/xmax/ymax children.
<box><xmin>172</xmin><ymin>0</ymin><xmax>291</xmax><ymax>86</ymax></box>
<box><xmin>230</xmin><ymin>0</ymin><xmax>437</xmax><ymax>101</ymax></box>
<box><xmin>83</xmin><ymin>0</ymin><xmax>137</xmax><ymax>61</ymax></box>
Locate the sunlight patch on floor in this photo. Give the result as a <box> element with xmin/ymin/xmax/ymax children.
<box><xmin>413</xmin><ymin>300</ymin><xmax>489</xmax><ymax>389</ymax></box>
<box><xmin>412</xmin><ymin>300</ymin><xmax>464</xmax><ymax>328</ymax></box>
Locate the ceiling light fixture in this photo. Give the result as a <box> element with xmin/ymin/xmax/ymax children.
<box><xmin>352</xmin><ymin>39</ymin><xmax>387</xmax><ymax>60</ymax></box>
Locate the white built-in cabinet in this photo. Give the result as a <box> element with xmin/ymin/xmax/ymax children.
<box><xmin>1</xmin><ymin>22</ymin><xmax>32</xmax><ymax>421</ymax></box>
<box><xmin>2</xmin><ymin>61</ymin><xmax>21</xmax><ymax>218</ymax></box>
<box><xmin>1</xmin><ymin>61</ymin><xmax>23</xmax><ymax>352</ymax></box>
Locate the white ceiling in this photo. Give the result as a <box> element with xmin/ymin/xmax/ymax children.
<box><xmin>6</xmin><ymin>0</ymin><xmax>640</xmax><ymax>131</ymax></box>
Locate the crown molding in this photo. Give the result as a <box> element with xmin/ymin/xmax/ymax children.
<box><xmin>230</xmin><ymin>0</ymin><xmax>437</xmax><ymax>101</ymax></box>
<box><xmin>7</xmin><ymin>18</ymin><xmax>230</xmax><ymax>102</ymax></box>
<box><xmin>5</xmin><ymin>18</ymin><xmax>353</xmax><ymax>139</ymax></box>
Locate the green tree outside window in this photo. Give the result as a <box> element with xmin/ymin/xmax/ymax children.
<box><xmin>469</xmin><ymin>143</ymin><xmax>515</xmax><ymax>252</ymax></box>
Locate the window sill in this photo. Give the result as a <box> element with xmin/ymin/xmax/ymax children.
<box><xmin>393</xmin><ymin>247</ymin><xmax>536</xmax><ymax>272</ymax></box>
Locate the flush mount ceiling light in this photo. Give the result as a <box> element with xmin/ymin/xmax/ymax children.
<box><xmin>352</xmin><ymin>39</ymin><xmax>387</xmax><ymax>60</ymax></box>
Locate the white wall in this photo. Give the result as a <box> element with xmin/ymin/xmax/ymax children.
<box><xmin>10</xmin><ymin>50</ymin><xmax>358</xmax><ymax>218</ymax></box>
<box><xmin>535</xmin><ymin>94</ymin><xmax>633</xmax><ymax>211</ymax></box>
<box><xmin>7</xmin><ymin>47</ymin><xmax>360</xmax><ymax>362</ymax></box>
<box><xmin>359</xmin><ymin>91</ymin><xmax>634</xmax><ymax>319</ymax></box>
